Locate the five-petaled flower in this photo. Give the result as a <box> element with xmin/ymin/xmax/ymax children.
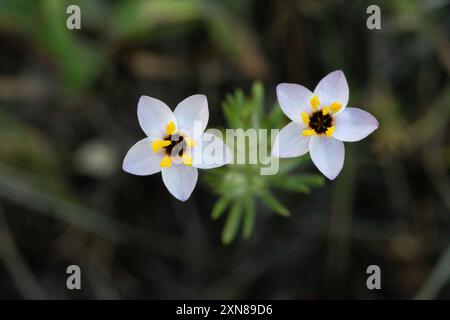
<box><xmin>123</xmin><ymin>95</ymin><xmax>232</xmax><ymax>201</ymax></box>
<box><xmin>272</xmin><ymin>70</ymin><xmax>378</xmax><ymax>180</ymax></box>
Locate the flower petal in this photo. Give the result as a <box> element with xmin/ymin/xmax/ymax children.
<box><xmin>333</xmin><ymin>108</ymin><xmax>379</xmax><ymax>142</ymax></box>
<box><xmin>161</xmin><ymin>165</ymin><xmax>198</xmax><ymax>201</ymax></box>
<box><xmin>192</xmin><ymin>132</ymin><xmax>232</xmax><ymax>169</ymax></box>
<box><xmin>138</xmin><ymin>96</ymin><xmax>176</xmax><ymax>138</ymax></box>
<box><xmin>276</xmin><ymin>83</ymin><xmax>314</xmax><ymax>122</ymax></box>
<box><xmin>314</xmin><ymin>70</ymin><xmax>349</xmax><ymax>109</ymax></box>
<box><xmin>272</xmin><ymin>122</ymin><xmax>310</xmax><ymax>158</ymax></box>
<box><xmin>174</xmin><ymin>94</ymin><xmax>209</xmax><ymax>139</ymax></box>
<box><xmin>122</xmin><ymin>138</ymin><xmax>163</xmax><ymax>176</ymax></box>
<box><xmin>309</xmin><ymin>136</ymin><xmax>345</xmax><ymax>180</ymax></box>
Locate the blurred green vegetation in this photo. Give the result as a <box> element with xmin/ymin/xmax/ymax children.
<box><xmin>0</xmin><ymin>0</ymin><xmax>267</xmax><ymax>92</ymax></box>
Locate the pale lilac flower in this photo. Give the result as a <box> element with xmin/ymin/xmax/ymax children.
<box><xmin>272</xmin><ymin>70</ymin><xmax>378</xmax><ymax>180</ymax></box>
<box><xmin>123</xmin><ymin>95</ymin><xmax>231</xmax><ymax>201</ymax></box>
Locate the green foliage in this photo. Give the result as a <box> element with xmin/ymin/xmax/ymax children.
<box><xmin>204</xmin><ymin>83</ymin><xmax>325</xmax><ymax>244</ymax></box>
<box><xmin>0</xmin><ymin>0</ymin><xmax>267</xmax><ymax>92</ymax></box>
<box><xmin>110</xmin><ymin>0</ymin><xmax>202</xmax><ymax>39</ymax></box>
<box><xmin>0</xmin><ymin>0</ymin><xmax>102</xmax><ymax>92</ymax></box>
<box><xmin>0</xmin><ymin>109</ymin><xmax>68</xmax><ymax>197</ymax></box>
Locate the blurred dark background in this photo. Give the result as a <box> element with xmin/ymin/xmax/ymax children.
<box><xmin>0</xmin><ymin>0</ymin><xmax>449</xmax><ymax>299</ymax></box>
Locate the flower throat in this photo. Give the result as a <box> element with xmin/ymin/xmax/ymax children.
<box><xmin>309</xmin><ymin>110</ymin><xmax>333</xmax><ymax>134</ymax></box>
<box><xmin>164</xmin><ymin>134</ymin><xmax>185</xmax><ymax>157</ymax></box>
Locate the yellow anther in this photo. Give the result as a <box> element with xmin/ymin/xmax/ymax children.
<box><xmin>185</xmin><ymin>137</ymin><xmax>195</xmax><ymax>147</ymax></box>
<box><xmin>310</xmin><ymin>95</ymin><xmax>320</xmax><ymax>110</ymax></box>
<box><xmin>330</xmin><ymin>102</ymin><xmax>342</xmax><ymax>113</ymax></box>
<box><xmin>301</xmin><ymin>112</ymin><xmax>310</xmax><ymax>125</ymax></box>
<box><xmin>160</xmin><ymin>156</ymin><xmax>172</xmax><ymax>167</ymax></box>
<box><xmin>182</xmin><ymin>154</ymin><xmax>192</xmax><ymax>166</ymax></box>
<box><xmin>151</xmin><ymin>139</ymin><xmax>171</xmax><ymax>153</ymax></box>
<box><xmin>166</xmin><ymin>121</ymin><xmax>176</xmax><ymax>135</ymax></box>
<box><xmin>325</xmin><ymin>126</ymin><xmax>335</xmax><ymax>137</ymax></box>
<box><xmin>302</xmin><ymin>129</ymin><xmax>316</xmax><ymax>136</ymax></box>
<box><xmin>322</xmin><ymin>106</ymin><xmax>329</xmax><ymax>115</ymax></box>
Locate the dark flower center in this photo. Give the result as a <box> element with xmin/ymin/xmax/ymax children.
<box><xmin>164</xmin><ymin>134</ymin><xmax>185</xmax><ymax>157</ymax></box>
<box><xmin>309</xmin><ymin>110</ymin><xmax>333</xmax><ymax>134</ymax></box>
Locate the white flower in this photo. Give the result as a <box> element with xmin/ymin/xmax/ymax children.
<box><xmin>123</xmin><ymin>94</ymin><xmax>232</xmax><ymax>201</ymax></box>
<box><xmin>272</xmin><ymin>70</ymin><xmax>378</xmax><ymax>180</ymax></box>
